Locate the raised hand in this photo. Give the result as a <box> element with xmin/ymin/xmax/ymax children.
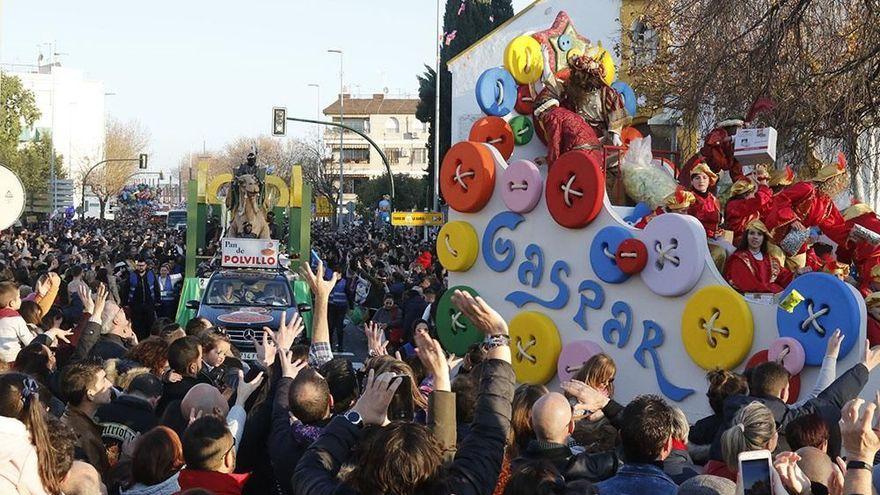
<box><xmin>235</xmin><ymin>370</ymin><xmax>265</xmax><ymax>407</ymax></box>
<box><xmin>773</xmin><ymin>452</ymin><xmax>809</xmax><ymax>495</ymax></box>
<box><xmin>840</xmin><ymin>395</ymin><xmax>880</xmax><ymax>463</ymax></box>
<box><xmin>825</xmin><ymin>329</ymin><xmax>844</xmax><ymax>359</ymax></box>
<box><xmin>365</xmin><ymin>321</ymin><xmax>389</xmax><ymax>357</ymax></box>
<box><xmin>350</xmin><ymin>369</ymin><xmax>402</xmax><ymax>427</ymax></box>
<box><xmin>78</xmin><ymin>285</ymin><xmax>94</xmax><ymax>315</ymax></box>
<box><xmin>414</xmin><ymin>328</ymin><xmax>450</xmax><ymax>392</ymax></box>
<box><xmin>860</xmin><ymin>339</ymin><xmax>880</xmax><ymax>371</ymax></box>
<box><xmin>253</xmin><ymin>331</ymin><xmax>277</xmax><ymax>368</ymax></box>
<box><xmin>450</xmin><ymin>290</ymin><xmax>507</xmax><ymax>336</ymax></box>
<box><xmin>92</xmin><ymin>283</ymin><xmax>109</xmax><ymax>320</ymax></box>
<box><xmin>46</xmin><ymin>327</ymin><xmax>73</xmax><ymax>344</ymax></box>
<box><xmin>299</xmin><ymin>260</ymin><xmax>340</xmax><ymax>301</ymax></box>
<box><xmin>264</xmin><ymin>311</ymin><xmax>304</xmax><ymax>351</ymax></box>
<box><xmin>561</xmin><ymin>379</ymin><xmax>610</xmax><ymax>413</ymax></box>
<box><xmin>277</xmin><ymin>348</ymin><xmax>308</xmax><ymax>380</ymax></box>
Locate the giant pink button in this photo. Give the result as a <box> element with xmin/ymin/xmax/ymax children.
<box><xmin>501</xmin><ymin>159</ymin><xmax>543</xmax><ymax>213</ymax></box>
<box><xmin>557</xmin><ymin>339</ymin><xmax>604</xmax><ymax>383</ymax></box>
<box><xmin>768</xmin><ymin>337</ymin><xmax>806</xmax><ymax>375</ymax></box>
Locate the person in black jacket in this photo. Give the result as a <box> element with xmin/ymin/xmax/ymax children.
<box><xmin>94</xmin><ymin>372</ymin><xmax>162</xmax><ymax>466</ymax></box>
<box><xmin>122</xmin><ymin>257</ymin><xmax>161</xmax><ymax>340</ymax></box>
<box><xmin>511</xmin><ymin>392</ymin><xmax>618</xmax><ymax>483</ymax></box>
<box><xmin>155</xmin><ymin>335</ymin><xmax>204</xmax><ymax>416</ymax></box>
<box><xmin>89</xmin><ymin>300</ymin><xmax>137</xmax><ymax>361</ymax></box>
<box><xmin>293</xmin><ymin>289</ymin><xmax>515</xmax><ymax>495</ymax></box>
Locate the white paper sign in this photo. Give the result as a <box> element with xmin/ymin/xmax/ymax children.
<box><xmin>221</xmin><ymin>238</ymin><xmax>280</xmax><ymax>269</ymax></box>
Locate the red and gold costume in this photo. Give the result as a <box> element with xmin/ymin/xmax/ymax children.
<box><xmin>866</xmin><ymin>293</ymin><xmax>880</xmax><ymax>346</ymax></box>
<box><xmin>699</xmin><ymin>124</ymin><xmax>744</xmax><ymax>180</ymax></box>
<box><xmin>687</xmin><ymin>162</ymin><xmax>722</xmax><ymax>238</ymax></box>
<box><xmin>837</xmin><ymin>203</ymin><xmax>880</xmax><ymax>296</ymax></box>
<box><xmin>724</xmin><ymin>180</ymin><xmax>772</xmax><ymax>245</ymax></box>
<box><xmin>724</xmin><ymin>221</ymin><xmax>793</xmax><ymax>293</ymax></box>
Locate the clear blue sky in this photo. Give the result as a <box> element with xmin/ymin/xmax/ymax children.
<box><xmin>1</xmin><ymin>0</ymin><xmax>618</xmax><ymax>174</ymax></box>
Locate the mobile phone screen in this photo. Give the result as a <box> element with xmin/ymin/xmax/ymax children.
<box><xmin>390</xmin><ymin>374</ymin><xmax>414</xmax><ymax>421</ymax></box>
<box><xmin>740</xmin><ymin>458</ymin><xmax>773</xmax><ymax>495</ymax></box>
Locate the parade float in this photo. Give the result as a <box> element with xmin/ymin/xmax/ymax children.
<box><xmin>438</xmin><ymin>1</ymin><xmax>872</xmax><ymax>420</ymax></box>
<box><xmin>173</xmin><ymin>159</ymin><xmax>313</xmax><ymax>330</ymax></box>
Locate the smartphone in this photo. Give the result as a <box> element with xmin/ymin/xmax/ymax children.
<box><xmin>389</xmin><ymin>374</ymin><xmax>414</xmax><ymax>422</ymax></box>
<box><xmin>310</xmin><ymin>249</ymin><xmax>322</xmax><ymax>271</ymax></box>
<box><xmin>738</xmin><ymin>450</ymin><xmax>774</xmax><ymax>495</ymax></box>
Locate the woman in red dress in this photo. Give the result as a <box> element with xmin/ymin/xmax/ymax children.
<box><xmin>687</xmin><ymin>162</ymin><xmax>722</xmax><ymax>239</ymax></box>
<box><xmin>724</xmin><ymin>220</ymin><xmax>793</xmax><ymax>293</ymax></box>
<box><xmin>724</xmin><ymin>179</ymin><xmax>772</xmax><ymax>245</ymax></box>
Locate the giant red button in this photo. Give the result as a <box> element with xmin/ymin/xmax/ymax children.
<box><xmin>469</xmin><ymin>116</ymin><xmax>514</xmax><ymax>161</ymax></box>
<box><xmin>615</xmin><ymin>238</ymin><xmax>648</xmax><ymax>275</ymax></box>
<box><xmin>745</xmin><ymin>349</ymin><xmax>801</xmax><ymax>405</ymax></box>
<box><xmin>440</xmin><ymin>142</ymin><xmax>496</xmax><ymax>213</ymax></box>
<box><xmin>516</xmin><ymin>84</ymin><xmax>536</xmax><ymax>115</ymax></box>
<box><xmin>545</xmin><ymin>150</ymin><xmax>605</xmax><ymax>229</ymax></box>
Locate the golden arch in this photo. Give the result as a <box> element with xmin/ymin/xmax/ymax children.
<box><xmin>206</xmin><ymin>173</ymin><xmax>291</xmax><ymax>207</ymax></box>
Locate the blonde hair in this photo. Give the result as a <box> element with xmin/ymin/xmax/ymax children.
<box><xmin>671</xmin><ymin>406</ymin><xmax>690</xmax><ymax>441</ymax></box>
<box><xmin>573</xmin><ymin>353</ymin><xmax>616</xmax><ymax>396</ymax></box>
<box><xmin>721</xmin><ymin>402</ymin><xmax>776</xmax><ymax>470</ymax></box>
<box><xmin>0</xmin><ymin>282</ymin><xmax>18</xmax><ymax>308</ymax></box>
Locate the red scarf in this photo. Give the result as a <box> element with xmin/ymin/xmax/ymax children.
<box><xmin>671</xmin><ymin>439</ymin><xmax>688</xmax><ymax>452</ymax></box>
<box><xmin>0</xmin><ymin>308</ymin><xmax>20</xmax><ymax>319</ymax></box>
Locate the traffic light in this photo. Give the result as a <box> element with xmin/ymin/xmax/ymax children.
<box><xmin>139</xmin><ymin>153</ymin><xmax>148</xmax><ymax>169</ymax></box>
<box><xmin>273</xmin><ymin>107</ymin><xmax>287</xmax><ymax>136</ymax></box>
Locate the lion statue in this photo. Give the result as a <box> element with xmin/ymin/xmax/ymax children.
<box><xmin>226</xmin><ymin>173</ymin><xmax>270</xmax><ymax>239</ymax></box>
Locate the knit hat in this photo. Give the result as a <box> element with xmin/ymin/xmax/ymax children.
<box><xmin>678</xmin><ymin>475</ymin><xmax>736</xmax><ymax>495</ymax></box>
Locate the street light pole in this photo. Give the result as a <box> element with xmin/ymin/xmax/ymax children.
<box><xmin>307</xmin><ymin>83</ymin><xmax>322</xmax><ymax>150</ymax></box>
<box><xmin>328</xmin><ymin>49</ymin><xmax>344</xmax><ymax>231</ymax></box>
<box><xmin>433</xmin><ymin>0</ymin><xmax>442</xmax><ymax>212</ymax></box>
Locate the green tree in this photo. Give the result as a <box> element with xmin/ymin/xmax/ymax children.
<box><xmin>0</xmin><ymin>73</ymin><xmax>40</xmax><ymax>152</ymax></box>
<box><xmin>416</xmin><ymin>0</ymin><xmax>513</xmax><ymax>206</ymax></box>
<box><xmin>355</xmin><ymin>174</ymin><xmax>427</xmax><ymax>218</ymax></box>
<box><xmin>15</xmin><ymin>134</ymin><xmax>64</xmax><ymax>197</ymax></box>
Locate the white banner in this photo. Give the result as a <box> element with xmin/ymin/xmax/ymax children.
<box><xmin>221</xmin><ymin>238</ymin><xmax>279</xmax><ymax>269</ymax></box>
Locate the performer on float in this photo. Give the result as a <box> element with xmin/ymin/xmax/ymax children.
<box><xmin>724</xmin><ymin>179</ymin><xmax>772</xmax><ymax>245</ymax></box>
<box><xmin>866</xmin><ymin>293</ymin><xmax>880</xmax><ymax>346</ymax></box>
<box><xmin>768</xmin><ymin>165</ymin><xmax>795</xmax><ymax>193</ymax></box>
<box><xmin>634</xmin><ymin>186</ymin><xmax>695</xmax><ymax>229</ymax></box>
<box><xmin>687</xmin><ymin>162</ymin><xmax>732</xmax><ymax>269</ymax></box>
<box><xmin>533</xmin><ymin>54</ymin><xmax>628</xmax><ymax>167</ymax></box>
<box><xmin>724</xmin><ymin>220</ymin><xmax>793</xmax><ymax>294</ymax></box>
<box><xmin>700</xmin><ymin>118</ymin><xmax>745</xmax><ymax>178</ymax></box>
<box><xmin>838</xmin><ymin>202</ymin><xmax>880</xmax><ymax>296</ymax></box>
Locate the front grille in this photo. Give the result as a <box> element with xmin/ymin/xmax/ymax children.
<box><xmin>223</xmin><ymin>327</ymin><xmax>265</xmax><ymax>353</ymax></box>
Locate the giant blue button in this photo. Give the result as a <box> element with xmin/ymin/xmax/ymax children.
<box><xmin>776</xmin><ymin>272</ymin><xmax>861</xmax><ymax>366</ymax></box>
<box><xmin>590</xmin><ymin>226</ymin><xmax>634</xmax><ymax>284</ymax></box>
<box><xmin>475</xmin><ymin>67</ymin><xmax>517</xmax><ymax>117</ymax></box>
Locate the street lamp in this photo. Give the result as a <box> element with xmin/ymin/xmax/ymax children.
<box><xmin>327</xmin><ymin>49</ymin><xmax>344</xmax><ymax>230</ymax></box>
<box><xmin>79</xmin><ymin>157</ymin><xmax>145</xmax><ymax>219</ymax></box>
<box><xmin>307</xmin><ymin>83</ymin><xmax>322</xmax><ymax>152</ymax></box>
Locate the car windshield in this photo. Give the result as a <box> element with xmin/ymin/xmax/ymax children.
<box><xmin>167</xmin><ymin>211</ymin><xmax>187</xmax><ymax>224</ymax></box>
<box><xmin>206</xmin><ymin>277</ymin><xmax>291</xmax><ymax>307</ymax></box>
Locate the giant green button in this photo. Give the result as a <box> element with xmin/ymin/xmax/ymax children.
<box><xmin>510</xmin><ymin>115</ymin><xmax>534</xmax><ymax>146</ymax></box>
<box><xmin>436</xmin><ymin>285</ymin><xmax>483</xmax><ymax>356</ymax></box>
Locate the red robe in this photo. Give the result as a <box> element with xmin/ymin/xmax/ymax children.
<box><xmin>792</xmin><ymin>189</ymin><xmax>848</xmax><ymax>247</ymax></box>
<box><xmin>725</xmin><ymin>186</ymin><xmax>773</xmax><ymax>244</ymax></box>
<box><xmin>700</xmin><ymin>128</ymin><xmax>743</xmax><ymax>180</ymax></box>
<box><xmin>724</xmin><ymin>250</ymin><xmax>793</xmax><ymax>293</ymax></box>
<box><xmin>537</xmin><ymin>105</ymin><xmax>602</xmax><ymax>166</ymax></box>
<box><xmin>869</xmin><ymin>316</ymin><xmax>880</xmax><ymax>347</ymax></box>
<box><xmin>688</xmin><ymin>191</ymin><xmax>722</xmax><ymax>238</ymax></box>
<box><xmin>764</xmin><ymin>182</ymin><xmax>814</xmax><ymax>242</ymax></box>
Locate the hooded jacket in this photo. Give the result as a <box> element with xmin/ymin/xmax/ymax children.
<box><xmin>0</xmin><ymin>416</ymin><xmax>48</xmax><ymax>495</ymax></box>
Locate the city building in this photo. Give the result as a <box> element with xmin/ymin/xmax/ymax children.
<box><xmin>322</xmin><ymin>93</ymin><xmax>427</xmax><ymax>199</ymax></box>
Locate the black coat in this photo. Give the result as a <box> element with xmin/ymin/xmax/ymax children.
<box><xmin>95</xmin><ymin>395</ymin><xmax>158</xmax><ymax>455</ymax></box>
<box><xmin>663</xmin><ymin>449</ymin><xmax>700</xmax><ymax>485</ymax></box>
<box><xmin>156</xmin><ymin>376</ymin><xmax>202</xmax><ymax>418</ymax></box>
<box><xmin>512</xmin><ymin>440</ymin><xmax>619</xmax><ymax>483</ymax></box>
<box><xmin>709</xmin><ymin>363</ymin><xmax>869</xmax><ymax>461</ymax></box>
<box><xmin>89</xmin><ymin>334</ymin><xmax>129</xmax><ymax>361</ymax></box>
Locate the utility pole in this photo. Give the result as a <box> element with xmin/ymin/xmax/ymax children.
<box><xmin>48</xmin><ymin>46</ymin><xmax>57</xmax><ymax>230</ymax></box>
<box><xmin>328</xmin><ymin>49</ymin><xmax>344</xmax><ymax>230</ymax></box>
<box><xmin>433</xmin><ymin>0</ymin><xmax>442</xmax><ymax>213</ymax></box>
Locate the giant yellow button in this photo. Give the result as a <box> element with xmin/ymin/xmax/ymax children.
<box><xmin>436</xmin><ymin>221</ymin><xmax>479</xmax><ymax>272</ymax></box>
<box><xmin>681</xmin><ymin>285</ymin><xmax>754</xmax><ymax>370</ymax></box>
<box><xmin>509</xmin><ymin>311</ymin><xmax>562</xmax><ymax>384</ymax></box>
<box><xmin>504</xmin><ymin>35</ymin><xmax>544</xmax><ymax>85</ymax></box>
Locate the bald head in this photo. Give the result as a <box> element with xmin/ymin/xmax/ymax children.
<box><xmin>181</xmin><ymin>383</ymin><xmax>230</xmax><ymax>418</ymax></box>
<box><xmin>530</xmin><ymin>392</ymin><xmax>573</xmax><ymax>444</ymax></box>
<box><xmin>796</xmin><ymin>446</ymin><xmax>833</xmax><ymax>488</ymax></box>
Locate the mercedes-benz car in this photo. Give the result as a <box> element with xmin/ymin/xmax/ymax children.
<box><xmin>187</xmin><ymin>269</ymin><xmax>300</xmax><ymax>361</ymax></box>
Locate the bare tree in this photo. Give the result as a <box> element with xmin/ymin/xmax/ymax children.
<box><xmin>621</xmin><ymin>0</ymin><xmax>880</xmax><ymax>203</ymax></box>
<box><xmin>86</xmin><ymin>118</ymin><xmax>150</xmax><ymax>219</ymax></box>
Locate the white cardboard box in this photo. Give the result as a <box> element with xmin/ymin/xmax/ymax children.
<box><xmin>734</xmin><ymin>127</ymin><xmax>778</xmax><ymax>165</ymax></box>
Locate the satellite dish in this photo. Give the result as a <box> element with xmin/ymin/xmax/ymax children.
<box><xmin>0</xmin><ymin>165</ymin><xmax>26</xmax><ymax>230</ymax></box>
